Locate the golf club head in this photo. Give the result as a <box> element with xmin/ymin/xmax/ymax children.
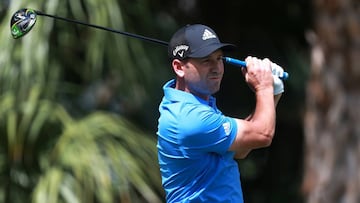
<box><xmin>11</xmin><ymin>8</ymin><xmax>37</xmax><ymax>39</ymax></box>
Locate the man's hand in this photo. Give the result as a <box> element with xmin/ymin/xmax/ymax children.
<box><xmin>243</xmin><ymin>57</ymin><xmax>273</xmax><ymax>93</ymax></box>
<box><xmin>271</xmin><ymin>62</ymin><xmax>284</xmax><ymax>79</ymax></box>
<box><xmin>273</xmin><ymin>75</ymin><xmax>284</xmax><ymax>95</ymax></box>
<box><xmin>271</xmin><ymin>62</ymin><xmax>285</xmax><ymax>95</ymax></box>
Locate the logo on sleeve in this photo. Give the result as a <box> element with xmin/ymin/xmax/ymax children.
<box><xmin>222</xmin><ymin>122</ymin><xmax>231</xmax><ymax>136</ymax></box>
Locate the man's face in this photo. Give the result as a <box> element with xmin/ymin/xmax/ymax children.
<box><xmin>182</xmin><ymin>50</ymin><xmax>224</xmax><ymax>99</ymax></box>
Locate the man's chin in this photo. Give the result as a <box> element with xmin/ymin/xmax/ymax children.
<box><xmin>210</xmin><ymin>85</ymin><xmax>221</xmax><ymax>95</ymax></box>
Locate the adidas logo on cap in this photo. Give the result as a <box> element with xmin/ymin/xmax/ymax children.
<box><xmin>202</xmin><ymin>29</ymin><xmax>217</xmax><ymax>40</ymax></box>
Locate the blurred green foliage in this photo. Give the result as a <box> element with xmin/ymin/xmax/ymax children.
<box><xmin>0</xmin><ymin>0</ymin><xmax>311</xmax><ymax>202</ymax></box>
<box><xmin>0</xmin><ymin>0</ymin><xmax>176</xmax><ymax>202</ymax></box>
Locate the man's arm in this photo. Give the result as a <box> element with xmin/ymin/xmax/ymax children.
<box><xmin>233</xmin><ymin>93</ymin><xmax>282</xmax><ymax>159</ymax></box>
<box><xmin>228</xmin><ymin>57</ymin><xmax>282</xmax><ymax>159</ymax></box>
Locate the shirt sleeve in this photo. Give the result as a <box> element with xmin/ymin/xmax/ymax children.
<box><xmin>178</xmin><ymin>104</ymin><xmax>238</xmax><ymax>155</ymax></box>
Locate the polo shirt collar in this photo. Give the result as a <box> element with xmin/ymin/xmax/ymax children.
<box><xmin>163</xmin><ymin>79</ymin><xmax>216</xmax><ymax>108</ymax></box>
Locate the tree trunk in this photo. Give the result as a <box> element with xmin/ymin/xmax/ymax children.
<box><xmin>302</xmin><ymin>0</ymin><xmax>360</xmax><ymax>202</ymax></box>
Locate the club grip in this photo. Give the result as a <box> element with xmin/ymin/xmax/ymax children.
<box><xmin>223</xmin><ymin>57</ymin><xmax>289</xmax><ymax>80</ymax></box>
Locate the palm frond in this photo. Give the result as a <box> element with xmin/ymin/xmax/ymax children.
<box><xmin>33</xmin><ymin>110</ymin><xmax>161</xmax><ymax>203</ymax></box>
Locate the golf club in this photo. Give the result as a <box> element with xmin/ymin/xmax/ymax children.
<box><xmin>10</xmin><ymin>8</ymin><xmax>288</xmax><ymax>80</ymax></box>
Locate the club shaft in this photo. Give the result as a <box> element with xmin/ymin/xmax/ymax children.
<box><xmin>33</xmin><ymin>10</ymin><xmax>289</xmax><ymax>80</ymax></box>
<box><xmin>223</xmin><ymin>57</ymin><xmax>289</xmax><ymax>80</ymax></box>
<box><xmin>35</xmin><ymin>10</ymin><xmax>168</xmax><ymax>46</ymax></box>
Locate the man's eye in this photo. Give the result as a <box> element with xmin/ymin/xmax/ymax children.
<box><xmin>201</xmin><ymin>59</ymin><xmax>210</xmax><ymax>64</ymax></box>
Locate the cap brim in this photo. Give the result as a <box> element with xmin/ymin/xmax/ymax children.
<box><xmin>188</xmin><ymin>43</ymin><xmax>237</xmax><ymax>58</ymax></box>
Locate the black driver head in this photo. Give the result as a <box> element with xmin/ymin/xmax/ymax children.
<box><xmin>11</xmin><ymin>8</ymin><xmax>37</xmax><ymax>39</ymax></box>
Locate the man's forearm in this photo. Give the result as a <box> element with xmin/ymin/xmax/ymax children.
<box><xmin>235</xmin><ymin>93</ymin><xmax>282</xmax><ymax>159</ymax></box>
<box><xmin>245</xmin><ymin>94</ymin><xmax>282</xmax><ymax>121</ymax></box>
<box><xmin>274</xmin><ymin>93</ymin><xmax>282</xmax><ymax>107</ymax></box>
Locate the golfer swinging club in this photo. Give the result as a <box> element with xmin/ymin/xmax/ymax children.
<box><xmin>157</xmin><ymin>24</ymin><xmax>284</xmax><ymax>202</ymax></box>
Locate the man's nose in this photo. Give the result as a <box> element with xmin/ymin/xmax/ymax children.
<box><xmin>211</xmin><ymin>60</ymin><xmax>223</xmax><ymax>72</ymax></box>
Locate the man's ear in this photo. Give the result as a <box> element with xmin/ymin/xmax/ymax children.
<box><xmin>172</xmin><ymin>59</ymin><xmax>185</xmax><ymax>77</ymax></box>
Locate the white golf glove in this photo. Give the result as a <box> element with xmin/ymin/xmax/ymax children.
<box><xmin>273</xmin><ymin>75</ymin><xmax>284</xmax><ymax>95</ymax></box>
<box><xmin>271</xmin><ymin>63</ymin><xmax>284</xmax><ymax>95</ymax></box>
<box><xmin>271</xmin><ymin>62</ymin><xmax>284</xmax><ymax>79</ymax></box>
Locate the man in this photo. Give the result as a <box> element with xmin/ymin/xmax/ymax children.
<box><xmin>157</xmin><ymin>24</ymin><xmax>284</xmax><ymax>202</ymax></box>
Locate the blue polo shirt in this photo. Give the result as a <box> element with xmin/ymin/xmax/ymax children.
<box><xmin>157</xmin><ymin>79</ymin><xmax>243</xmax><ymax>203</ymax></box>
